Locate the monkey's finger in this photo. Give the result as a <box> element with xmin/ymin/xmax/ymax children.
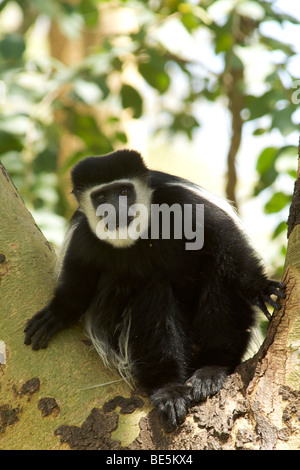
<box><xmin>30</xmin><ymin>326</ymin><xmax>48</xmax><ymax>350</ymax></box>
<box><xmin>174</xmin><ymin>398</ymin><xmax>189</xmax><ymax>425</ymax></box>
<box><xmin>269</xmin><ymin>281</ymin><xmax>286</xmax><ymax>290</ymax></box>
<box><xmin>266</xmin><ymin>282</ymin><xmax>286</xmax><ymax>298</ymax></box>
<box><xmin>40</xmin><ymin>324</ymin><xmax>63</xmax><ymax>349</ymax></box>
<box><xmin>24</xmin><ymin>317</ymin><xmax>46</xmax><ymax>345</ymax></box>
<box><xmin>263</xmin><ymin>295</ymin><xmax>281</xmax><ymax>311</ymax></box>
<box><xmin>157</xmin><ymin>401</ymin><xmax>178</xmax><ymax>433</ymax></box>
<box><xmin>24</xmin><ymin>310</ymin><xmax>45</xmax><ymax>333</ymax></box>
<box><xmin>276</xmin><ymin>290</ymin><xmax>287</xmax><ymax>299</ymax></box>
<box><xmin>255</xmin><ymin>298</ymin><xmax>271</xmax><ymax>320</ymax></box>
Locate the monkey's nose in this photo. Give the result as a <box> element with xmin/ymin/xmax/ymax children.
<box><xmin>115</xmin><ymin>215</ymin><xmax>134</xmax><ymax>229</ymax></box>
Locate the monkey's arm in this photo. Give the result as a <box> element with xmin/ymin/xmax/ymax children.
<box><xmin>24</xmin><ymin>258</ymin><xmax>99</xmax><ymax>350</ymax></box>
<box><xmin>207</xmin><ymin>213</ymin><xmax>286</xmax><ymax>319</ymax></box>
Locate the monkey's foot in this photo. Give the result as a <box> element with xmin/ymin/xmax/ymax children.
<box><xmin>150</xmin><ymin>384</ymin><xmax>191</xmax><ymax>432</ymax></box>
<box><xmin>186</xmin><ymin>365</ymin><xmax>228</xmax><ymax>403</ymax></box>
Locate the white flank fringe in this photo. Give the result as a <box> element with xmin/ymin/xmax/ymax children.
<box><xmin>84</xmin><ymin>310</ymin><xmax>134</xmax><ymax>387</ymax></box>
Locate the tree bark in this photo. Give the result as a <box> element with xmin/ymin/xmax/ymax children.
<box><xmin>0</xmin><ymin>157</ymin><xmax>299</xmax><ymax>450</ymax></box>
<box><xmin>0</xmin><ymin>163</ymin><xmax>141</xmax><ymax>450</ymax></box>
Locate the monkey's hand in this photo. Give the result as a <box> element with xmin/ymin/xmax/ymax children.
<box><xmin>24</xmin><ymin>306</ymin><xmax>66</xmax><ymax>350</ymax></box>
<box><xmin>150</xmin><ymin>384</ymin><xmax>191</xmax><ymax>432</ymax></box>
<box><xmin>186</xmin><ymin>365</ymin><xmax>228</xmax><ymax>404</ymax></box>
<box><xmin>253</xmin><ymin>280</ymin><xmax>286</xmax><ymax>320</ymax></box>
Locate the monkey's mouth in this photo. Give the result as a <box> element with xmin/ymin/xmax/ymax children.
<box><xmin>102</xmin><ymin>215</ymin><xmax>135</xmax><ymax>231</ymax></box>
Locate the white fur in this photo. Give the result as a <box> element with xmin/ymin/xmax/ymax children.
<box><xmin>84</xmin><ymin>308</ymin><xmax>134</xmax><ymax>386</ymax></box>
<box><xmin>242</xmin><ymin>325</ymin><xmax>264</xmax><ymax>361</ymax></box>
<box><xmin>168</xmin><ymin>182</ymin><xmax>242</xmax><ymax>228</ymax></box>
<box><xmin>54</xmin><ymin>218</ymin><xmax>80</xmax><ymax>280</ymax></box>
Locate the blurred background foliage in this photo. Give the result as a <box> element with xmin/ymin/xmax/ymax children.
<box><xmin>0</xmin><ymin>0</ymin><xmax>299</xmax><ymax>274</ymax></box>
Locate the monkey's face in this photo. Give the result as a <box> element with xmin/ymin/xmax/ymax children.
<box><xmin>78</xmin><ymin>179</ymin><xmax>152</xmax><ymax>248</ymax></box>
<box><xmin>91</xmin><ymin>182</ymin><xmax>136</xmax><ymax>229</ymax></box>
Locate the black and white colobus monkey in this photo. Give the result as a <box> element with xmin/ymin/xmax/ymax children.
<box><xmin>24</xmin><ymin>149</ymin><xmax>285</xmax><ymax>431</ymax></box>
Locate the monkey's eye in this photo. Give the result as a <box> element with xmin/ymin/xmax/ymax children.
<box><xmin>120</xmin><ymin>188</ymin><xmax>129</xmax><ymax>196</ymax></box>
<box><xmin>97</xmin><ymin>193</ymin><xmax>107</xmax><ymax>203</ymax></box>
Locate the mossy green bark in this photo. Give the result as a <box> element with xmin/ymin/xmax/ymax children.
<box><xmin>0</xmin><ymin>164</ymin><xmax>146</xmax><ymax>450</ymax></box>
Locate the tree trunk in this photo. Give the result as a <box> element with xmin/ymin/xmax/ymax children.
<box><xmin>0</xmin><ymin>156</ymin><xmax>299</xmax><ymax>451</ymax></box>
<box><xmin>0</xmin><ymin>163</ymin><xmax>141</xmax><ymax>450</ymax></box>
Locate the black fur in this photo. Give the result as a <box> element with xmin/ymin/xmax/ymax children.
<box><xmin>24</xmin><ymin>149</ymin><xmax>285</xmax><ymax>431</ymax></box>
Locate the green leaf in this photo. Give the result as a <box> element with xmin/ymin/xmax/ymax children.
<box><xmin>139</xmin><ymin>62</ymin><xmax>170</xmax><ymax>93</ymax></box>
<box><xmin>277</xmin><ymin>145</ymin><xmax>297</xmax><ymax>159</ymax></box>
<box><xmin>215</xmin><ymin>32</ymin><xmax>233</xmax><ymax>53</ymax></box>
<box><xmin>78</xmin><ymin>0</ymin><xmax>99</xmax><ymax>27</ymax></box>
<box><xmin>272</xmin><ymin>221</ymin><xmax>287</xmax><ymax>239</ymax></box>
<box><xmin>259</xmin><ymin>34</ymin><xmax>295</xmax><ymax>56</ymax></box>
<box><xmin>0</xmin><ymin>0</ymin><xmax>9</xmax><ymax>13</ymax></box>
<box><xmin>244</xmin><ymin>91</ymin><xmax>283</xmax><ymax>121</ymax></box>
<box><xmin>271</xmin><ymin>107</ymin><xmax>298</xmax><ymax>136</ymax></box>
<box><xmin>170</xmin><ymin>112</ymin><xmax>200</xmax><ymax>140</ymax></box>
<box><xmin>66</xmin><ymin>111</ymin><xmax>113</xmax><ymax>155</ymax></box>
<box><xmin>287</xmin><ymin>169</ymin><xmax>297</xmax><ymax>179</ymax></box>
<box><xmin>33</xmin><ymin>147</ymin><xmax>58</xmax><ymax>173</ymax></box>
<box><xmin>252</xmin><ymin>127</ymin><xmax>268</xmax><ymax>136</ymax></box>
<box><xmin>0</xmin><ymin>130</ymin><xmax>23</xmax><ymax>153</ymax></box>
<box><xmin>230</xmin><ymin>51</ymin><xmax>244</xmax><ymax>70</ymax></box>
<box><xmin>264</xmin><ymin>192</ymin><xmax>291</xmax><ymax>214</ymax></box>
<box><xmin>94</xmin><ymin>76</ymin><xmax>110</xmax><ymax>99</ymax></box>
<box><xmin>115</xmin><ymin>131</ymin><xmax>128</xmax><ymax>144</ymax></box>
<box><xmin>181</xmin><ymin>12</ymin><xmax>201</xmax><ymax>32</ymax></box>
<box><xmin>254</xmin><ymin>147</ymin><xmax>279</xmax><ymax>194</ymax></box>
<box><xmin>256</xmin><ymin>147</ymin><xmax>277</xmax><ymax>174</ymax></box>
<box><xmin>211</xmin><ymin>16</ymin><xmax>235</xmax><ymax>54</ymax></box>
<box><xmin>138</xmin><ymin>49</ymin><xmax>170</xmax><ymax>94</ymax></box>
<box><xmin>121</xmin><ymin>84</ymin><xmax>143</xmax><ymax>119</ymax></box>
<box><xmin>0</xmin><ymin>34</ymin><xmax>25</xmax><ymax>61</ymax></box>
